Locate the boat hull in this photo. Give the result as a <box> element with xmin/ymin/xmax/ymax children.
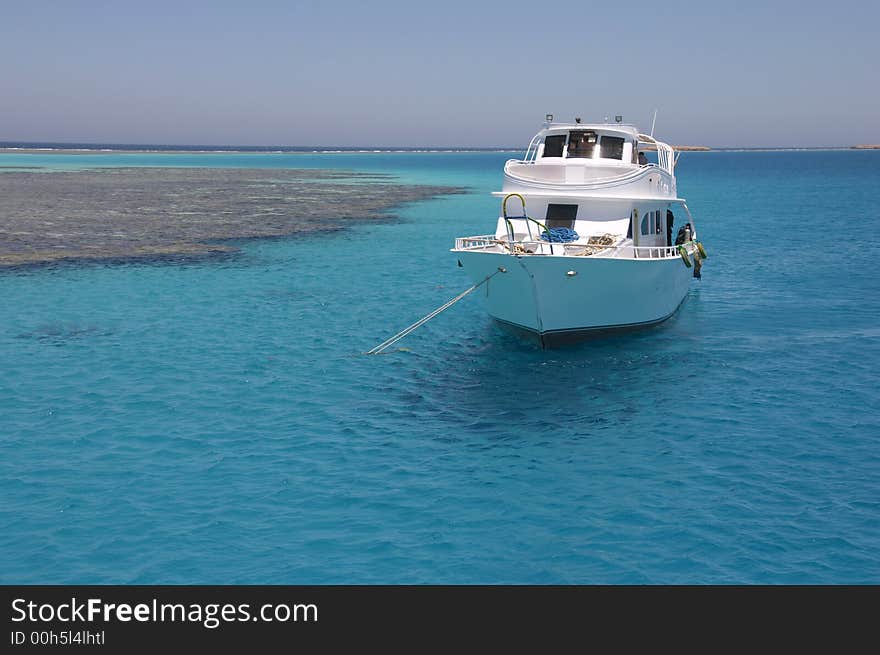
<box><xmin>455</xmin><ymin>251</ymin><xmax>692</xmax><ymax>345</ymax></box>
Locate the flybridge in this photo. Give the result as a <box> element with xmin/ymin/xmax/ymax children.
<box><xmin>520</xmin><ymin>124</ymin><xmax>677</xmax><ymax>177</ymax></box>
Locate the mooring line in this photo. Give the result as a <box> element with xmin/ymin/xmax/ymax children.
<box><xmin>364</xmin><ymin>268</ymin><xmax>504</xmax><ymax>355</ymax></box>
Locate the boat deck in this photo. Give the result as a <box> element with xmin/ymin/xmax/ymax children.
<box><xmin>454</xmin><ymin>235</ymin><xmax>693</xmax><ymax>260</ymax></box>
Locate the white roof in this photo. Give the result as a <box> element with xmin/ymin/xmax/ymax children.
<box><xmin>542</xmin><ymin>122</ymin><xmax>641</xmax><ymax>138</ymax></box>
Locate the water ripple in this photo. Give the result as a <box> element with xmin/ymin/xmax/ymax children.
<box><xmin>2</xmin><ymin>151</ymin><xmax>879</xmax><ymax>583</ymax></box>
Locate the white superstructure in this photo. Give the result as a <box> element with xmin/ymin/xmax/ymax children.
<box><xmin>452</xmin><ymin>116</ymin><xmax>706</xmax><ymax>346</ymax></box>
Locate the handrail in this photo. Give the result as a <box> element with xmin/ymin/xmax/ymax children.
<box><xmin>682</xmin><ymin>202</ymin><xmax>697</xmax><ymax>240</ymax></box>
<box><xmin>502</xmin><ymin>192</ymin><xmax>555</xmax><ymax>254</ymax></box>
<box><xmin>523</xmin><ymin>133</ymin><xmax>543</xmax><ymax>162</ymax></box>
<box><xmin>454</xmin><ymin>235</ymin><xmax>695</xmax><ymax>259</ymax></box>
<box><xmin>637</xmin><ymin>133</ymin><xmax>676</xmax><ymax>175</ymax></box>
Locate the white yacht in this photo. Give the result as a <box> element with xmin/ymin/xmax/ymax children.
<box><xmin>452</xmin><ymin>115</ymin><xmax>706</xmax><ymax>346</ymax></box>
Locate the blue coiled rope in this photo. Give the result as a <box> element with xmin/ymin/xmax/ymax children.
<box><xmin>540</xmin><ymin>227</ymin><xmax>579</xmax><ymax>243</ymax></box>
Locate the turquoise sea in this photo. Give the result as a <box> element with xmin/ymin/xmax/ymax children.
<box><xmin>1</xmin><ymin>149</ymin><xmax>878</xmax><ymax>583</ymax></box>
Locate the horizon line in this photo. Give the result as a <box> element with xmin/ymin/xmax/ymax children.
<box><xmin>0</xmin><ymin>140</ymin><xmax>877</xmax><ymax>153</ymax></box>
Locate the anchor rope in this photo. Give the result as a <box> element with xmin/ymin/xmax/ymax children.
<box><xmin>540</xmin><ymin>227</ymin><xmax>579</xmax><ymax>243</ymax></box>
<box><xmin>365</xmin><ymin>270</ymin><xmax>502</xmax><ymax>355</ymax></box>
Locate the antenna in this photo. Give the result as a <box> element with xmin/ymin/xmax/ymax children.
<box><xmin>650</xmin><ymin>109</ymin><xmax>658</xmax><ymax>137</ymax></box>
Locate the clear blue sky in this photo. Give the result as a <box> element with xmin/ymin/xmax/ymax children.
<box><xmin>1</xmin><ymin>0</ymin><xmax>877</xmax><ymax>147</ymax></box>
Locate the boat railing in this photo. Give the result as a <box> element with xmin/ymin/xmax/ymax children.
<box><xmin>455</xmin><ymin>236</ymin><xmax>693</xmax><ymax>259</ymax></box>
<box><xmin>628</xmin><ymin>244</ymin><xmax>687</xmax><ymax>259</ymax></box>
<box><xmin>637</xmin><ymin>133</ymin><xmax>676</xmax><ymax>175</ymax></box>
<box><xmin>523</xmin><ymin>133</ymin><xmax>542</xmax><ymax>162</ymax></box>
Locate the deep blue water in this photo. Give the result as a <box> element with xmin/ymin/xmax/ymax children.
<box><xmin>1</xmin><ymin>150</ymin><xmax>879</xmax><ymax>583</ymax></box>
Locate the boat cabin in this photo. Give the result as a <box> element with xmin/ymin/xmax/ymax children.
<box><xmin>490</xmin><ymin>119</ymin><xmax>684</xmax><ymax>255</ymax></box>
<box><xmin>495</xmin><ymin>198</ymin><xmax>680</xmax><ymax>250</ymax></box>
<box><xmin>536</xmin><ymin>125</ymin><xmax>640</xmax><ymax>164</ymax></box>
<box><xmin>504</xmin><ymin>121</ymin><xmax>677</xmax><ymax>188</ymax></box>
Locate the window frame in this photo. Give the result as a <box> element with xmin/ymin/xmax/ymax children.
<box><xmin>599</xmin><ymin>135</ymin><xmax>625</xmax><ymax>160</ymax></box>
<box><xmin>542</xmin><ymin>134</ymin><xmax>566</xmax><ymax>158</ymax></box>
<box><xmin>566</xmin><ymin>130</ymin><xmax>598</xmax><ymax>159</ymax></box>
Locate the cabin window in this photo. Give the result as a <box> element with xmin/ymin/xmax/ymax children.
<box><xmin>656</xmin><ymin>209</ymin><xmax>663</xmax><ymax>234</ymax></box>
<box><xmin>600</xmin><ymin>136</ymin><xmax>625</xmax><ymax>160</ymax></box>
<box><xmin>546</xmin><ymin>203</ymin><xmax>578</xmax><ymax>228</ymax></box>
<box><xmin>567</xmin><ymin>130</ymin><xmax>597</xmax><ymax>158</ymax></box>
<box><xmin>641</xmin><ymin>212</ymin><xmax>649</xmax><ymax>235</ymax></box>
<box><xmin>542</xmin><ymin>135</ymin><xmax>565</xmax><ymax>158</ymax></box>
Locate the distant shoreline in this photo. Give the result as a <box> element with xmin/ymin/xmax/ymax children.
<box><xmin>0</xmin><ymin>144</ymin><xmax>521</xmax><ymax>155</ymax></box>
<box><xmin>1</xmin><ymin>143</ymin><xmax>878</xmax><ymax>155</ymax></box>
